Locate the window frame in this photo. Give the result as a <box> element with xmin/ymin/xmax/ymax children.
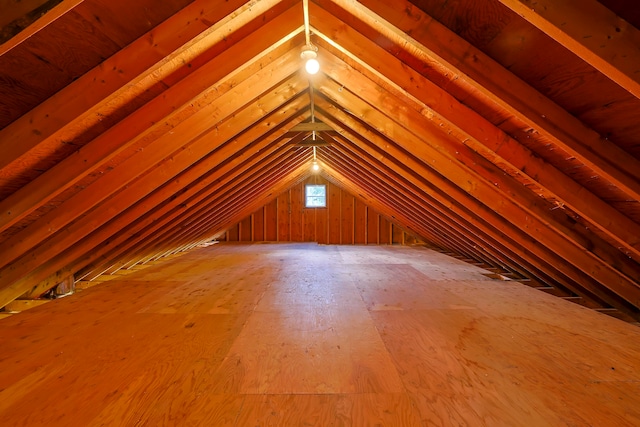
<box><xmin>305</xmin><ymin>184</ymin><xmax>327</xmax><ymax>208</ymax></box>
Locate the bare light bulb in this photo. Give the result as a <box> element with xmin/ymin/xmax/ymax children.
<box><xmin>301</xmin><ymin>45</ymin><xmax>319</xmax><ymax>75</ymax></box>
<box><xmin>305</xmin><ymin>58</ymin><xmax>320</xmax><ymax>75</ymax></box>
<box><xmin>312</xmin><ymin>161</ymin><xmax>320</xmax><ymax>171</ymax></box>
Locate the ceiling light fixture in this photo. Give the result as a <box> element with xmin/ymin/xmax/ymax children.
<box><xmin>301</xmin><ymin>0</ymin><xmax>319</xmax><ymax>75</ymax></box>
<box><xmin>301</xmin><ymin>46</ymin><xmax>319</xmax><ymax>75</ymax></box>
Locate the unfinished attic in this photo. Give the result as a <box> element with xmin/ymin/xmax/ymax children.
<box><xmin>1</xmin><ymin>0</ymin><xmax>640</xmax><ymax>424</ymax></box>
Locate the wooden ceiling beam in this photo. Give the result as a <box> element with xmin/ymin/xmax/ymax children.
<box><xmin>133</xmin><ymin>150</ymin><xmax>309</xmax><ymax>264</ymax></box>
<box><xmin>319</xmin><ymin>145</ymin><xmax>493</xmax><ymax>265</ymax></box>
<box><xmin>0</xmin><ymin>72</ymin><xmax>307</xmax><ymax>308</ymax></box>
<box><xmin>320</xmin><ymin>129</ymin><xmax>530</xmax><ymax>275</ymax></box>
<box><xmin>316</xmin><ymin>112</ymin><xmax>559</xmax><ymax>284</ymax></box>
<box><xmin>75</xmin><ymin>119</ymin><xmax>310</xmax><ymax>280</ymax></box>
<box><xmin>329</xmin><ymin>70</ymin><xmax>640</xmax><ymax>294</ymax></box>
<box><xmin>325</xmin><ymin>134</ymin><xmax>591</xmax><ymax>293</ymax></box>
<box><xmin>0</xmin><ymin>0</ymin><xmax>250</xmax><ymax>184</ymax></box>
<box><xmin>315</xmin><ymin>71</ymin><xmax>640</xmax><ymax>289</ymax></box>
<box><xmin>0</xmin><ymin>0</ymin><xmax>85</xmax><ymax>53</ymax></box>
<box><xmin>315</xmin><ymin>133</ymin><xmax>472</xmax><ymax>254</ymax></box>
<box><xmin>177</xmin><ymin>150</ymin><xmax>310</xmax><ymax>242</ymax></box>
<box><xmin>165</xmin><ymin>151</ymin><xmax>308</xmax><ymax>246</ymax></box>
<box><xmin>74</xmin><ymin>109</ymin><xmax>310</xmax><ymax>282</ymax></box>
<box><xmin>0</xmin><ymin>0</ymin><xmax>296</xmax><ymax>171</ymax></box>
<box><xmin>289</xmin><ymin>122</ymin><xmax>334</xmax><ymax>132</ymax></box>
<box><xmin>20</xmin><ymin>145</ymin><xmax>308</xmax><ymax>294</ymax></box>
<box><xmin>0</xmin><ymin>58</ymin><xmax>305</xmax><ymax>271</ymax></box>
<box><xmin>324</xmin><ymin>151</ymin><xmax>526</xmax><ymax>273</ymax></box>
<box><xmin>324</xmin><ymin>110</ymin><xmax>611</xmax><ymax>306</ymax></box>
<box><xmin>318</xmin><ymin>59</ymin><xmax>640</xmax><ymax>280</ymax></box>
<box><xmin>0</xmin><ymin>2</ymin><xmax>303</xmax><ymax>234</ymax></box>
<box><xmin>317</xmin><ymin>109</ymin><xmax>613</xmax><ymax>307</ymax></box>
<box><xmin>80</xmin><ymin>131</ymin><xmax>311</xmax><ymax>280</ymax></box>
<box><xmin>318</xmin><ymin>0</ymin><xmax>640</xmax><ymax>203</ymax></box>
<box><xmin>327</xmin><ymin>160</ymin><xmax>535</xmax><ymax>279</ymax></box>
<box><xmin>194</xmin><ymin>166</ymin><xmax>312</xmax><ymax>246</ymax></box>
<box><xmin>317</xmin><ymin>103</ymin><xmax>512</xmax><ymax>265</ymax></box>
<box><xmin>312</xmin><ymin>19</ymin><xmax>640</xmax><ymax>262</ymax></box>
<box><xmin>121</xmin><ymin>148</ymin><xmax>308</xmax><ymax>264</ymax></box>
<box><xmin>135</xmin><ymin>137</ymin><xmax>312</xmax><ymax>260</ymax></box>
<box><xmin>315</xmin><ymin>78</ymin><xmax>640</xmax><ymax>313</ymax></box>
<box><xmin>496</xmin><ymin>0</ymin><xmax>640</xmax><ymax>99</ymax></box>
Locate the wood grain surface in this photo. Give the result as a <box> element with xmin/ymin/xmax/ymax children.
<box><xmin>1</xmin><ymin>243</ymin><xmax>639</xmax><ymax>426</ymax></box>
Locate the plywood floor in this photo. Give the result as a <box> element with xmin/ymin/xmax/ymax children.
<box><xmin>1</xmin><ymin>243</ymin><xmax>639</xmax><ymax>426</ymax></box>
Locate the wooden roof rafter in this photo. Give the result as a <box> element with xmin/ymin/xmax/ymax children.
<box><xmin>320</xmin><ymin>0</ymin><xmax>640</xmax><ymax>201</ymax></box>
<box><xmin>0</xmin><ymin>0</ymin><xmax>638</xmax><ymax>321</ymax></box>
<box><xmin>310</xmin><ymin>36</ymin><xmax>640</xmax><ymax>289</ymax></box>
<box><xmin>0</xmin><ymin>5</ymin><xmax>306</xmax><ymax>235</ymax></box>
<box><xmin>73</xmin><ymin>105</ymin><xmax>312</xmax><ymax>283</ymax></box>
<box><xmin>312</xmin><ymin>18</ymin><xmax>640</xmax><ymax>262</ymax></box>
<box><xmin>315</xmin><ymin>113</ymin><xmax>620</xmax><ymax>311</ymax></box>
<box><xmin>496</xmin><ymin>0</ymin><xmax>640</xmax><ymax>99</ymax></box>
<box><xmin>317</xmin><ymin>120</ymin><xmax>535</xmax><ymax>277</ymax></box>
<box><xmin>314</xmin><ymin>103</ymin><xmax>598</xmax><ymax>293</ymax></box>
<box><xmin>312</xmin><ymin>71</ymin><xmax>640</xmax><ymax>316</ymax></box>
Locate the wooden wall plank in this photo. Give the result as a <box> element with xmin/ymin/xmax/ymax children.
<box><xmin>228</xmin><ymin>224</ymin><xmax>239</xmax><ymax>242</ymax></box>
<box><xmin>341</xmin><ymin>192</ymin><xmax>354</xmax><ymax>245</ymax></box>
<box><xmin>224</xmin><ymin>179</ymin><xmax>419</xmax><ymax>246</ymax></box>
<box><xmin>367</xmin><ymin>212</ymin><xmax>379</xmax><ymax>245</ymax></box>
<box><xmin>291</xmin><ymin>186</ymin><xmax>304</xmax><ymax>242</ymax></box>
<box><xmin>354</xmin><ymin>199</ymin><xmax>367</xmax><ymax>244</ymax></box>
<box><xmin>379</xmin><ymin>217</ymin><xmax>391</xmax><ymax>245</ymax></box>
<box><xmin>240</xmin><ymin>217</ymin><xmax>252</xmax><ymax>242</ymax></box>
<box><xmin>328</xmin><ymin>183</ymin><xmax>341</xmax><ymax>244</ymax></box>
<box><xmin>265</xmin><ymin>199</ymin><xmax>278</xmax><ymax>241</ymax></box>
<box><xmin>392</xmin><ymin>224</ymin><xmax>403</xmax><ymax>245</ymax></box>
<box><xmin>277</xmin><ymin>192</ymin><xmax>290</xmax><ymax>242</ymax></box>
<box><xmin>253</xmin><ymin>209</ymin><xmax>265</xmax><ymax>242</ymax></box>
<box><xmin>303</xmin><ymin>206</ymin><xmax>315</xmax><ymax>243</ymax></box>
<box><xmin>316</xmin><ymin>202</ymin><xmax>328</xmax><ymax>245</ymax></box>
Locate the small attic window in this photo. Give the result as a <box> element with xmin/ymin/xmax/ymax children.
<box><xmin>305</xmin><ymin>184</ymin><xmax>326</xmax><ymax>208</ymax></box>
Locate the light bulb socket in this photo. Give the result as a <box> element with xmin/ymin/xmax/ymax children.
<box><xmin>300</xmin><ymin>44</ymin><xmax>318</xmax><ymax>60</ymax></box>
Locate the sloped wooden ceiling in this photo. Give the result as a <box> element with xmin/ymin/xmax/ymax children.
<box><xmin>0</xmin><ymin>0</ymin><xmax>639</xmax><ymax>321</ymax></box>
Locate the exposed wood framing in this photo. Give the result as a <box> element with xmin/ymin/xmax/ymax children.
<box><xmin>0</xmin><ymin>0</ymin><xmax>638</xmax><ymax>321</ymax></box>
